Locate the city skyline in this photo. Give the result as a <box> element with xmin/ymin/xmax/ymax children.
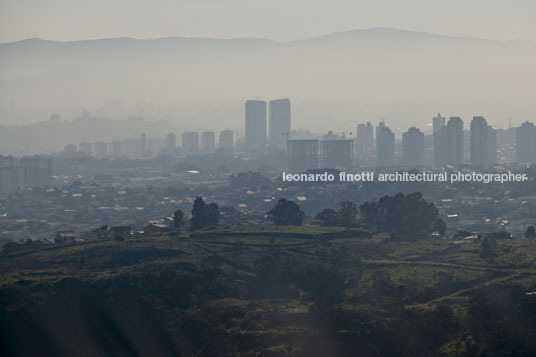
<box><xmin>2</xmin><ymin>3</ymin><xmax>536</xmax><ymax>354</ymax></box>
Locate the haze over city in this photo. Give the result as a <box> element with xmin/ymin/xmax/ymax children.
<box><xmin>1</xmin><ymin>0</ymin><xmax>535</xmax><ymax>137</ymax></box>
<box><xmin>3</xmin><ymin>2</ymin><xmax>536</xmax><ymax>356</ymax></box>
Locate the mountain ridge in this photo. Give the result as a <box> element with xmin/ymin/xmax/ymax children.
<box><xmin>2</xmin><ymin>27</ymin><xmax>533</xmax><ymax>46</ymax></box>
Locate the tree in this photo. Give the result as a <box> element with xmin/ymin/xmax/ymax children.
<box><xmin>525</xmin><ymin>225</ymin><xmax>536</xmax><ymax>239</ymax></box>
<box><xmin>315</xmin><ymin>201</ymin><xmax>358</xmax><ymax>227</ymax></box>
<box><xmin>339</xmin><ymin>201</ymin><xmax>358</xmax><ymax>227</ymax></box>
<box><xmin>315</xmin><ymin>208</ymin><xmax>340</xmax><ymax>226</ymax></box>
<box><xmin>207</xmin><ymin>203</ymin><xmax>220</xmax><ymax>226</ymax></box>
<box><xmin>267</xmin><ymin>198</ymin><xmax>304</xmax><ymax>226</ymax></box>
<box><xmin>359</xmin><ymin>192</ymin><xmax>446</xmax><ymax>240</ymax></box>
<box><xmin>2</xmin><ymin>242</ymin><xmax>22</xmax><ymax>253</ymax></box>
<box><xmin>480</xmin><ymin>236</ymin><xmax>497</xmax><ymax>259</ymax></box>
<box><xmin>173</xmin><ymin>209</ymin><xmax>184</xmax><ymax>230</ymax></box>
<box><xmin>190</xmin><ymin>197</ymin><xmax>220</xmax><ymax>230</ymax></box>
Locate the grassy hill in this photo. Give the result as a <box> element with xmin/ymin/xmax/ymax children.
<box><xmin>2</xmin><ymin>227</ymin><xmax>536</xmax><ymax>356</ymax></box>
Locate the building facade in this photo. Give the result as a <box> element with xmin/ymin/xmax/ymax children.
<box><xmin>376</xmin><ymin>122</ymin><xmax>395</xmax><ymax>167</ymax></box>
<box><xmin>287</xmin><ymin>139</ymin><xmax>319</xmax><ymax>173</ymax></box>
<box><xmin>269</xmin><ymin>98</ymin><xmax>291</xmax><ymax>149</ymax></box>
<box><xmin>245</xmin><ymin>100</ymin><xmax>267</xmax><ymax>149</ymax></box>
<box><xmin>402</xmin><ymin>127</ymin><xmax>425</xmax><ymax>167</ymax></box>
<box><xmin>470</xmin><ymin>116</ymin><xmax>497</xmax><ymax>168</ymax></box>
<box><xmin>446</xmin><ymin>117</ymin><xmax>464</xmax><ymax>166</ymax></box>
<box><xmin>200</xmin><ymin>131</ymin><xmax>216</xmax><ymax>153</ymax></box>
<box><xmin>182</xmin><ymin>132</ymin><xmax>199</xmax><ymax>155</ymax></box>
<box><xmin>516</xmin><ymin>122</ymin><xmax>536</xmax><ymax>163</ymax></box>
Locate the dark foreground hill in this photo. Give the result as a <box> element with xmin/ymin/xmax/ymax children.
<box><xmin>1</xmin><ymin>227</ymin><xmax>536</xmax><ymax>356</ymax></box>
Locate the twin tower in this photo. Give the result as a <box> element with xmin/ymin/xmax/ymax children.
<box><xmin>245</xmin><ymin>99</ymin><xmax>290</xmax><ymax>150</ymax></box>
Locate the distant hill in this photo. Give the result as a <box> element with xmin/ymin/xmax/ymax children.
<box><xmin>1</xmin><ymin>28</ymin><xmax>533</xmax><ymax>76</ymax></box>
<box><xmin>0</xmin><ymin>28</ymin><xmax>535</xmax><ymax>132</ymax></box>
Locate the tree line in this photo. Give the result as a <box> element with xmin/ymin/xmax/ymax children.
<box><xmin>174</xmin><ymin>193</ymin><xmax>535</xmax><ymax>242</ymax></box>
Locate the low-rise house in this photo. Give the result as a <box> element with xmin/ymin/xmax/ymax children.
<box><xmin>143</xmin><ymin>223</ymin><xmax>169</xmax><ymax>235</ymax></box>
<box><xmin>88</xmin><ymin>225</ymin><xmax>109</xmax><ymax>239</ymax></box>
<box><xmin>55</xmin><ymin>231</ymin><xmax>77</xmax><ymax>242</ymax></box>
<box><xmin>110</xmin><ymin>226</ymin><xmax>132</xmax><ymax>239</ymax></box>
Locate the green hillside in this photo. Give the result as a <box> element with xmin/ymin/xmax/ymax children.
<box><xmin>2</xmin><ymin>227</ymin><xmax>536</xmax><ymax>356</ymax></box>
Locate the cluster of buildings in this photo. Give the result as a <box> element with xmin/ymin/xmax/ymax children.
<box><xmin>63</xmin><ymin>129</ymin><xmax>235</xmax><ymax>159</ymax></box>
<box><xmin>60</xmin><ymin>98</ymin><xmax>291</xmax><ymax>160</ymax></box>
<box><xmin>4</xmin><ymin>99</ymin><xmax>536</xmax><ymax>193</ymax></box>
<box><xmin>64</xmin><ymin>133</ymin><xmax>151</xmax><ymax>159</ymax></box>
<box><xmin>178</xmin><ymin>130</ymin><xmax>234</xmax><ymax>155</ymax></box>
<box><xmin>0</xmin><ymin>156</ymin><xmax>52</xmax><ymax>194</ymax></box>
<box><xmin>287</xmin><ymin>113</ymin><xmax>536</xmax><ymax>173</ymax></box>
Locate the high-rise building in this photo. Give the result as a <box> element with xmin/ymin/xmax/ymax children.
<box><xmin>245</xmin><ymin>100</ymin><xmax>267</xmax><ymax>148</ymax></box>
<box><xmin>200</xmin><ymin>131</ymin><xmax>215</xmax><ymax>153</ymax></box>
<box><xmin>433</xmin><ymin>113</ymin><xmax>445</xmax><ymax>134</ymax></box>
<box><xmin>78</xmin><ymin>142</ymin><xmax>92</xmax><ymax>155</ymax></box>
<box><xmin>0</xmin><ymin>156</ymin><xmax>25</xmax><ymax>194</ymax></box>
<box><xmin>182</xmin><ymin>132</ymin><xmax>199</xmax><ymax>155</ymax></box>
<box><xmin>376</xmin><ymin>122</ymin><xmax>395</xmax><ymax>167</ymax></box>
<box><xmin>470</xmin><ymin>116</ymin><xmax>497</xmax><ymax>168</ymax></box>
<box><xmin>111</xmin><ymin>140</ymin><xmax>123</xmax><ymax>157</ymax></box>
<box><xmin>488</xmin><ymin>129</ymin><xmax>497</xmax><ymax>166</ymax></box>
<box><xmin>1</xmin><ymin>156</ymin><xmax>53</xmax><ymax>193</ymax></box>
<box><xmin>166</xmin><ymin>133</ymin><xmax>176</xmax><ymax>154</ymax></box>
<box><xmin>141</xmin><ymin>133</ymin><xmax>147</xmax><ymax>158</ymax></box>
<box><xmin>19</xmin><ymin>156</ymin><xmax>53</xmax><ymax>190</ymax></box>
<box><xmin>446</xmin><ymin>117</ymin><xmax>464</xmax><ymax>166</ymax></box>
<box><xmin>433</xmin><ymin>113</ymin><xmax>447</xmax><ymax>168</ymax></box>
<box><xmin>516</xmin><ymin>121</ymin><xmax>536</xmax><ymax>163</ymax></box>
<box><xmin>94</xmin><ymin>141</ymin><xmax>108</xmax><ymax>158</ymax></box>
<box><xmin>219</xmin><ymin>130</ymin><xmax>234</xmax><ymax>149</ymax></box>
<box><xmin>0</xmin><ymin>166</ymin><xmax>23</xmax><ymax>193</ymax></box>
<box><xmin>269</xmin><ymin>98</ymin><xmax>291</xmax><ymax>149</ymax></box>
<box><xmin>402</xmin><ymin>127</ymin><xmax>425</xmax><ymax>167</ymax></box>
<box><xmin>287</xmin><ymin>139</ymin><xmax>319</xmax><ymax>173</ymax></box>
<box><xmin>356</xmin><ymin>122</ymin><xmax>374</xmax><ymax>159</ymax></box>
<box><xmin>319</xmin><ymin>139</ymin><xmax>353</xmax><ymax>168</ymax></box>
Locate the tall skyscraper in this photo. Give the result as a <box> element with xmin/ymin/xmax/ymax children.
<box><xmin>200</xmin><ymin>131</ymin><xmax>215</xmax><ymax>153</ymax></box>
<box><xmin>219</xmin><ymin>130</ymin><xmax>234</xmax><ymax>149</ymax></box>
<box><xmin>516</xmin><ymin>122</ymin><xmax>536</xmax><ymax>163</ymax></box>
<box><xmin>269</xmin><ymin>98</ymin><xmax>291</xmax><ymax>149</ymax></box>
<box><xmin>356</xmin><ymin>122</ymin><xmax>374</xmax><ymax>159</ymax></box>
<box><xmin>287</xmin><ymin>139</ymin><xmax>319</xmax><ymax>173</ymax></box>
<box><xmin>166</xmin><ymin>133</ymin><xmax>176</xmax><ymax>154</ymax></box>
<box><xmin>433</xmin><ymin>113</ymin><xmax>445</xmax><ymax>134</ymax></box>
<box><xmin>470</xmin><ymin>116</ymin><xmax>497</xmax><ymax>168</ymax></box>
<box><xmin>446</xmin><ymin>117</ymin><xmax>464</xmax><ymax>166</ymax></box>
<box><xmin>182</xmin><ymin>132</ymin><xmax>199</xmax><ymax>155</ymax></box>
<box><xmin>433</xmin><ymin>113</ymin><xmax>447</xmax><ymax>168</ymax></box>
<box><xmin>245</xmin><ymin>100</ymin><xmax>267</xmax><ymax>148</ymax></box>
<box><xmin>319</xmin><ymin>139</ymin><xmax>353</xmax><ymax>168</ymax></box>
<box><xmin>376</xmin><ymin>122</ymin><xmax>395</xmax><ymax>167</ymax></box>
<box><xmin>402</xmin><ymin>127</ymin><xmax>425</xmax><ymax>167</ymax></box>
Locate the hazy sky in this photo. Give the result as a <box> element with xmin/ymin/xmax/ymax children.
<box><xmin>1</xmin><ymin>0</ymin><xmax>535</xmax><ymax>43</ymax></box>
